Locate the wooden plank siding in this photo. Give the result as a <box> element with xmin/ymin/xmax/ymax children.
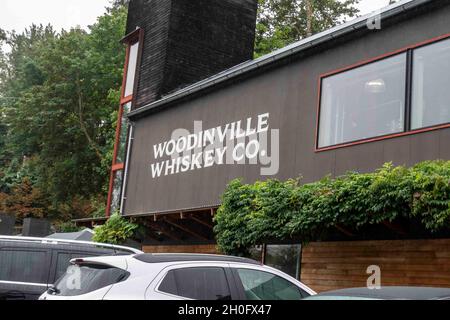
<box><xmin>143</xmin><ymin>244</ymin><xmax>218</xmax><ymax>254</ymax></box>
<box><xmin>300</xmin><ymin>239</ymin><xmax>450</xmax><ymax>293</ymax></box>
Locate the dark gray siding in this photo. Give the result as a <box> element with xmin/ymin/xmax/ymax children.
<box><xmin>123</xmin><ymin>4</ymin><xmax>450</xmax><ymax>216</ymax></box>
<box><xmin>126</xmin><ymin>0</ymin><xmax>257</xmax><ymax>109</ymax></box>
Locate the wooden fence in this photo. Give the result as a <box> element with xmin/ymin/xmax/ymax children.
<box><xmin>301</xmin><ymin>239</ymin><xmax>450</xmax><ymax>293</ymax></box>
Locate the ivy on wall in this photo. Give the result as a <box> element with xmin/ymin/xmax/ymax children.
<box><xmin>214</xmin><ymin>161</ymin><xmax>450</xmax><ymax>255</ymax></box>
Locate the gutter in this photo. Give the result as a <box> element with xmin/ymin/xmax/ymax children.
<box><xmin>128</xmin><ymin>0</ymin><xmax>435</xmax><ymax>120</ymax></box>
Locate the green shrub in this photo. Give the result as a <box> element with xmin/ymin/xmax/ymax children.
<box><xmin>92</xmin><ymin>213</ymin><xmax>138</xmax><ymax>245</ymax></box>
<box><xmin>214</xmin><ymin>161</ymin><xmax>450</xmax><ymax>255</ymax></box>
<box><xmin>57</xmin><ymin>221</ymin><xmax>82</xmax><ymax>233</ymax></box>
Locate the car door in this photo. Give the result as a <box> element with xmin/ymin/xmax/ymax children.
<box><xmin>0</xmin><ymin>242</ymin><xmax>51</xmax><ymax>300</ymax></box>
<box><xmin>230</xmin><ymin>265</ymin><xmax>313</xmax><ymax>300</ymax></box>
<box><xmin>147</xmin><ymin>263</ymin><xmax>240</xmax><ymax>300</ymax></box>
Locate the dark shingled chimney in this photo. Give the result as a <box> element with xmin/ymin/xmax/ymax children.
<box><xmin>125</xmin><ymin>0</ymin><xmax>258</xmax><ymax>109</ymax></box>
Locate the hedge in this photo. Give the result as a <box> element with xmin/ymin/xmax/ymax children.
<box><xmin>214</xmin><ymin>161</ymin><xmax>450</xmax><ymax>255</ymax></box>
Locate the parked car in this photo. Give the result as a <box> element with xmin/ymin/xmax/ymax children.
<box><xmin>0</xmin><ymin>236</ymin><xmax>142</xmax><ymax>300</ymax></box>
<box><xmin>305</xmin><ymin>287</ymin><xmax>450</xmax><ymax>300</ymax></box>
<box><xmin>40</xmin><ymin>253</ymin><xmax>316</xmax><ymax>300</ymax></box>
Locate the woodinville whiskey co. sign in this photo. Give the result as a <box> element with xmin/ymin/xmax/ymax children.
<box><xmin>150</xmin><ymin>113</ymin><xmax>280</xmax><ymax>179</ymax></box>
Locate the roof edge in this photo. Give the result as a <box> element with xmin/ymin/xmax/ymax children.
<box><xmin>128</xmin><ymin>0</ymin><xmax>435</xmax><ymax>120</ymax></box>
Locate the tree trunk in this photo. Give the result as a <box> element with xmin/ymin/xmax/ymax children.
<box><xmin>306</xmin><ymin>0</ymin><xmax>313</xmax><ymax>37</ymax></box>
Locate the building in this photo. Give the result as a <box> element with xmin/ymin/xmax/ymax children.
<box><xmin>76</xmin><ymin>0</ymin><xmax>450</xmax><ymax>292</ymax></box>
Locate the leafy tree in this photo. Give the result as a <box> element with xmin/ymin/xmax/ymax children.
<box><xmin>255</xmin><ymin>0</ymin><xmax>360</xmax><ymax>57</ymax></box>
<box><xmin>0</xmin><ymin>177</ymin><xmax>48</xmax><ymax>220</ymax></box>
<box><xmin>110</xmin><ymin>0</ymin><xmax>130</xmax><ymax>9</ymax></box>
<box><xmin>0</xmin><ymin>6</ymin><xmax>127</xmax><ymax>221</ymax></box>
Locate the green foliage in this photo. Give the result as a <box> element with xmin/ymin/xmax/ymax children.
<box><xmin>255</xmin><ymin>0</ymin><xmax>360</xmax><ymax>57</ymax></box>
<box><xmin>57</xmin><ymin>221</ymin><xmax>83</xmax><ymax>233</ymax></box>
<box><xmin>0</xmin><ymin>6</ymin><xmax>127</xmax><ymax>221</ymax></box>
<box><xmin>93</xmin><ymin>213</ymin><xmax>138</xmax><ymax>245</ymax></box>
<box><xmin>215</xmin><ymin>161</ymin><xmax>450</xmax><ymax>255</ymax></box>
<box><xmin>90</xmin><ymin>199</ymin><xmax>108</xmax><ymax>219</ymax></box>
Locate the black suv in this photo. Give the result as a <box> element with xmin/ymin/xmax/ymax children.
<box><xmin>0</xmin><ymin>236</ymin><xmax>142</xmax><ymax>300</ymax></box>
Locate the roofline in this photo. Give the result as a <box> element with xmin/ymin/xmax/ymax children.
<box><xmin>73</xmin><ymin>204</ymin><xmax>219</xmax><ymax>223</ymax></box>
<box><xmin>72</xmin><ymin>217</ymin><xmax>108</xmax><ymax>223</ymax></box>
<box><xmin>0</xmin><ymin>235</ymin><xmax>143</xmax><ymax>254</ymax></box>
<box><xmin>128</xmin><ymin>0</ymin><xmax>435</xmax><ymax>120</ymax></box>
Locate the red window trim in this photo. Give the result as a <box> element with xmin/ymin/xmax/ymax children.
<box><xmin>111</xmin><ymin>104</ymin><xmax>127</xmax><ymax>167</ymax></box>
<box><xmin>120</xmin><ymin>95</ymin><xmax>133</xmax><ymax>105</ymax></box>
<box><xmin>120</xmin><ymin>28</ymin><xmax>144</xmax><ymax>104</ymax></box>
<box><xmin>112</xmin><ymin>163</ymin><xmax>125</xmax><ymax>171</ymax></box>
<box><xmin>107</xmin><ymin>102</ymin><xmax>128</xmax><ymax>217</ymax></box>
<box><xmin>106</xmin><ymin>29</ymin><xmax>144</xmax><ymax>217</ymax></box>
<box><xmin>121</xmin><ymin>28</ymin><xmax>142</xmax><ymax>45</ymax></box>
<box><xmin>315</xmin><ymin>32</ymin><xmax>450</xmax><ymax>153</ymax></box>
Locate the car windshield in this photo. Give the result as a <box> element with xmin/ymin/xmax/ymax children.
<box><xmin>52</xmin><ymin>264</ymin><xmax>128</xmax><ymax>297</ymax></box>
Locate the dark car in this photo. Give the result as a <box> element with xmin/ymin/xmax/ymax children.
<box><xmin>0</xmin><ymin>236</ymin><xmax>142</xmax><ymax>300</ymax></box>
<box><xmin>306</xmin><ymin>287</ymin><xmax>450</xmax><ymax>300</ymax></box>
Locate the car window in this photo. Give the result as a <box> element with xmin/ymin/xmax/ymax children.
<box><xmin>159</xmin><ymin>267</ymin><xmax>231</xmax><ymax>300</ymax></box>
<box><xmin>53</xmin><ymin>252</ymin><xmax>95</xmax><ymax>282</ymax></box>
<box><xmin>53</xmin><ymin>264</ymin><xmax>129</xmax><ymax>297</ymax></box>
<box><xmin>0</xmin><ymin>249</ymin><xmax>48</xmax><ymax>284</ymax></box>
<box><xmin>235</xmin><ymin>269</ymin><xmax>304</xmax><ymax>300</ymax></box>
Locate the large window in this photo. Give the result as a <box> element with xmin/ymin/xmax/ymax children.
<box><xmin>265</xmin><ymin>244</ymin><xmax>302</xmax><ymax>279</ymax></box>
<box><xmin>318</xmin><ymin>36</ymin><xmax>450</xmax><ymax>150</ymax></box>
<box><xmin>244</xmin><ymin>244</ymin><xmax>302</xmax><ymax>279</ymax></box>
<box><xmin>110</xmin><ymin>170</ymin><xmax>124</xmax><ymax>215</ymax></box>
<box><xmin>106</xmin><ymin>30</ymin><xmax>142</xmax><ymax>216</ymax></box>
<box><xmin>116</xmin><ymin>102</ymin><xmax>132</xmax><ymax>164</ymax></box>
<box><xmin>412</xmin><ymin>38</ymin><xmax>450</xmax><ymax>130</ymax></box>
<box><xmin>318</xmin><ymin>54</ymin><xmax>407</xmax><ymax>148</ymax></box>
<box><xmin>124</xmin><ymin>42</ymin><xmax>139</xmax><ymax>97</ymax></box>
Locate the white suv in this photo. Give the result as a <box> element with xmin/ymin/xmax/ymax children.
<box><xmin>40</xmin><ymin>254</ymin><xmax>316</xmax><ymax>300</ymax></box>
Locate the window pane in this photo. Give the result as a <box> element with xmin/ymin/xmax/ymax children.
<box><xmin>53</xmin><ymin>252</ymin><xmax>95</xmax><ymax>283</ymax></box>
<box><xmin>0</xmin><ymin>250</ymin><xmax>47</xmax><ymax>283</ymax></box>
<box><xmin>159</xmin><ymin>268</ymin><xmax>231</xmax><ymax>300</ymax></box>
<box><xmin>412</xmin><ymin>39</ymin><xmax>450</xmax><ymax>129</ymax></box>
<box><xmin>158</xmin><ymin>271</ymin><xmax>178</xmax><ymax>295</ymax></box>
<box><xmin>124</xmin><ymin>42</ymin><xmax>139</xmax><ymax>97</ymax></box>
<box><xmin>265</xmin><ymin>244</ymin><xmax>301</xmax><ymax>279</ymax></box>
<box><xmin>236</xmin><ymin>269</ymin><xmax>303</xmax><ymax>301</ymax></box>
<box><xmin>54</xmin><ymin>264</ymin><xmax>128</xmax><ymax>297</ymax></box>
<box><xmin>55</xmin><ymin>253</ymin><xmax>73</xmax><ymax>282</ymax></box>
<box><xmin>116</xmin><ymin>103</ymin><xmax>131</xmax><ymax>164</ymax></box>
<box><xmin>246</xmin><ymin>246</ymin><xmax>264</xmax><ymax>262</ymax></box>
<box><xmin>319</xmin><ymin>54</ymin><xmax>407</xmax><ymax>148</ymax></box>
<box><xmin>110</xmin><ymin>170</ymin><xmax>123</xmax><ymax>215</ymax></box>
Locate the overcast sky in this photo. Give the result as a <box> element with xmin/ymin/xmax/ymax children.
<box><xmin>0</xmin><ymin>0</ymin><xmax>397</xmax><ymax>34</ymax></box>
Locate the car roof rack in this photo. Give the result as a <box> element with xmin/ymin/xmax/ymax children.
<box><xmin>0</xmin><ymin>235</ymin><xmax>142</xmax><ymax>254</ymax></box>
<box><xmin>134</xmin><ymin>253</ymin><xmax>260</xmax><ymax>265</ymax></box>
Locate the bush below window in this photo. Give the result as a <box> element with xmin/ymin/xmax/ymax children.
<box><xmin>214</xmin><ymin>161</ymin><xmax>450</xmax><ymax>256</ymax></box>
